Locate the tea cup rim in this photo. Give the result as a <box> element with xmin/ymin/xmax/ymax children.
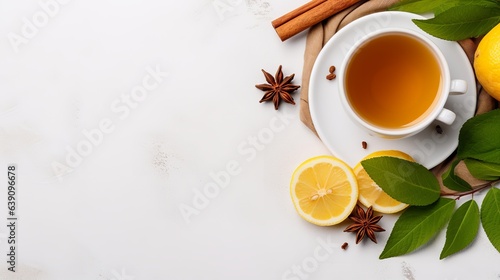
<box><xmin>337</xmin><ymin>27</ymin><xmax>451</xmax><ymax>138</ymax></box>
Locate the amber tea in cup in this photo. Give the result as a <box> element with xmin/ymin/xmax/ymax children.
<box><xmin>344</xmin><ymin>32</ymin><xmax>442</xmax><ymax>129</ymax></box>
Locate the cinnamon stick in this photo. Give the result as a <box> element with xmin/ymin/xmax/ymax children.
<box><xmin>272</xmin><ymin>0</ymin><xmax>361</xmax><ymax>41</ymax></box>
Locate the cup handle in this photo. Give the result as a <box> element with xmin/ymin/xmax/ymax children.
<box><xmin>450</xmin><ymin>79</ymin><xmax>467</xmax><ymax>95</ymax></box>
<box><xmin>436</xmin><ymin>108</ymin><xmax>456</xmax><ymax>125</ymax></box>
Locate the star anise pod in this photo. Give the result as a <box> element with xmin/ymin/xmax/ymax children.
<box><xmin>255</xmin><ymin>65</ymin><xmax>300</xmax><ymax>110</ymax></box>
<box><xmin>344</xmin><ymin>205</ymin><xmax>385</xmax><ymax>244</ymax></box>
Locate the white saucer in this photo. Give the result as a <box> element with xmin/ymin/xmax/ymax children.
<box><xmin>309</xmin><ymin>11</ymin><xmax>476</xmax><ymax>169</ymax></box>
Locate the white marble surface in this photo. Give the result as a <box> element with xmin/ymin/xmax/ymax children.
<box><xmin>0</xmin><ymin>1</ymin><xmax>499</xmax><ymax>279</ymax></box>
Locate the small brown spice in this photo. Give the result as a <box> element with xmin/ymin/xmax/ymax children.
<box><xmin>344</xmin><ymin>205</ymin><xmax>385</xmax><ymax>244</ymax></box>
<box><xmin>255</xmin><ymin>65</ymin><xmax>300</xmax><ymax>110</ymax></box>
<box><xmin>436</xmin><ymin>125</ymin><xmax>443</xmax><ymax>134</ymax></box>
<box><xmin>341</xmin><ymin>242</ymin><xmax>348</xmax><ymax>250</ymax></box>
<box><xmin>326</xmin><ymin>73</ymin><xmax>336</xmax><ymax>80</ymax></box>
<box><xmin>326</xmin><ymin>65</ymin><xmax>336</xmax><ymax>80</ymax></box>
<box><xmin>362</xmin><ymin>141</ymin><xmax>368</xmax><ymax>149</ymax></box>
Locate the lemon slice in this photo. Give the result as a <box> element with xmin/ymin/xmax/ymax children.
<box><xmin>354</xmin><ymin>150</ymin><xmax>412</xmax><ymax>214</ymax></box>
<box><xmin>290</xmin><ymin>155</ymin><xmax>358</xmax><ymax>226</ymax></box>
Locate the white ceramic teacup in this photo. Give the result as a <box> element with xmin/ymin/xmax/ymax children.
<box><xmin>338</xmin><ymin>28</ymin><xmax>467</xmax><ymax>139</ymax></box>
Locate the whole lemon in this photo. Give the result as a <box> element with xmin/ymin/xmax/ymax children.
<box><xmin>474</xmin><ymin>23</ymin><xmax>500</xmax><ymax>100</ymax></box>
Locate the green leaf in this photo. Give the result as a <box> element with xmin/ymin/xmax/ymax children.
<box><xmin>464</xmin><ymin>159</ymin><xmax>500</xmax><ymax>181</ymax></box>
<box><xmin>457</xmin><ymin>109</ymin><xmax>500</xmax><ymax>164</ymax></box>
<box><xmin>412</xmin><ymin>5</ymin><xmax>500</xmax><ymax>41</ymax></box>
<box><xmin>380</xmin><ymin>198</ymin><xmax>456</xmax><ymax>259</ymax></box>
<box><xmin>442</xmin><ymin>160</ymin><xmax>473</xmax><ymax>192</ymax></box>
<box><xmin>389</xmin><ymin>0</ymin><xmax>448</xmax><ymax>13</ymax></box>
<box><xmin>481</xmin><ymin>187</ymin><xmax>500</xmax><ymax>253</ymax></box>
<box><xmin>361</xmin><ymin>157</ymin><xmax>440</xmax><ymax>206</ymax></box>
<box><xmin>440</xmin><ymin>200</ymin><xmax>480</xmax><ymax>259</ymax></box>
<box><xmin>389</xmin><ymin>0</ymin><xmax>500</xmax><ymax>14</ymax></box>
<box><xmin>434</xmin><ymin>0</ymin><xmax>500</xmax><ymax>14</ymax></box>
